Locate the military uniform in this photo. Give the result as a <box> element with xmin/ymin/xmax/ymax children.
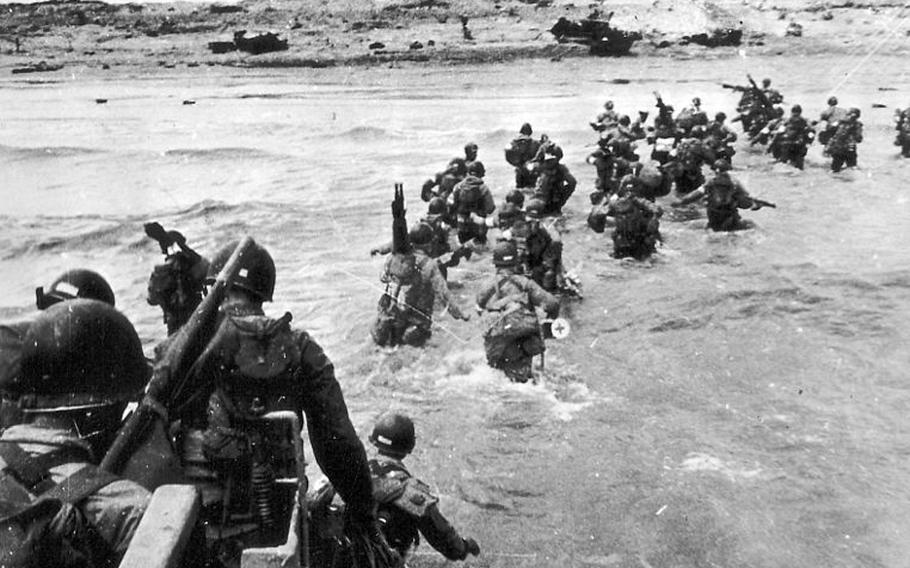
<box><xmin>772</xmin><ymin>112</ymin><xmax>814</xmax><ymax>169</ymax></box>
<box><xmin>702</xmin><ymin>172</ymin><xmax>756</xmax><ymax>231</ymax></box>
<box><xmin>506</xmin><ymin>127</ymin><xmax>541</xmax><ymax>189</ymax></box>
<box><xmin>450</xmin><ymin>172</ymin><xmax>495</xmax><ymax>244</ymax></box>
<box><xmin>0</xmin><ymin>425</ymin><xmax>149</xmax><ymax>567</ymax></box>
<box><xmin>534</xmin><ymin>160</ymin><xmax>577</xmax><ymax>216</ymax></box>
<box><xmin>372</xmin><ymin>248</ymin><xmax>466</xmax><ymax>347</ymax></box>
<box><xmin>827</xmin><ymin>114</ymin><xmax>863</xmax><ymax>172</ymax></box>
<box><xmin>476</xmin><ymin>247</ymin><xmax>559</xmax><ymax>382</ymax></box>
<box><xmin>608</xmin><ymin>191</ymin><xmax>662</xmax><ymax>260</ymax></box>
<box><xmin>370</xmin><ymin>456</ymin><xmax>474</xmax><ymax>560</ymax></box>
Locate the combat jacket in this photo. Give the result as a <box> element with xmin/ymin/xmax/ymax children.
<box><xmin>369</xmin><ymin>456</ymin><xmax>472</xmax><ymax>561</ymax></box>
<box><xmin>450</xmin><ymin>176</ymin><xmax>495</xmax><ymax>217</ymax></box>
<box><xmin>475</xmin><ymin>270</ymin><xmax>559</xmax><ymax>320</ymax></box>
<box><xmin>380</xmin><ymin>249</ymin><xmax>464</xmax><ymax>325</ymax></box>
<box><xmin>200</xmin><ymin>300</ymin><xmax>377</xmax><ymax>524</ymax></box>
<box><xmin>0</xmin><ymin>425</ymin><xmax>149</xmax><ymax>564</ymax></box>
<box><xmin>703</xmin><ymin>173</ymin><xmax>753</xmax><ymax>212</ymax></box>
<box><xmin>827</xmin><ymin>119</ymin><xmax>863</xmax><ymax>154</ymax></box>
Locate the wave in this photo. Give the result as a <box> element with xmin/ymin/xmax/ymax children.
<box><xmin>0</xmin><ymin>144</ymin><xmax>102</xmax><ymax>161</ymax></box>
<box><xmin>162</xmin><ymin>147</ymin><xmax>287</xmax><ymax>161</ymax></box>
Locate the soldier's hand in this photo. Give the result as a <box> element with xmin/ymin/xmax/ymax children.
<box><xmin>464</xmin><ymin>537</ymin><xmax>480</xmax><ymax>556</ymax></box>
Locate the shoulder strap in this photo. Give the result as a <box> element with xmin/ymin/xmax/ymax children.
<box><xmin>0</xmin><ymin>464</ymin><xmax>119</xmax><ymax>525</ymax></box>
<box><xmin>0</xmin><ymin>442</ymin><xmax>92</xmax><ymax>495</ymax></box>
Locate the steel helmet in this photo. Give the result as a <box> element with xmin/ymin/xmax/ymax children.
<box><xmin>619</xmin><ymin>115</ymin><xmax>631</xmax><ymax>126</ymax></box>
<box><xmin>206</xmin><ymin>239</ymin><xmax>276</xmax><ymax>302</ymax></box>
<box><xmin>791</xmin><ymin>104</ymin><xmax>802</xmax><ymax>115</ymax></box>
<box><xmin>7</xmin><ymin>299</ymin><xmax>148</xmax><ymax>411</ymax></box>
<box><xmin>408</xmin><ymin>223</ymin><xmax>434</xmax><ymax>247</ymax></box>
<box><xmin>762</xmin><ymin>78</ymin><xmax>771</xmax><ymax>87</ymax></box>
<box><xmin>848</xmin><ymin>107</ymin><xmax>861</xmax><ymax>118</ymax></box>
<box><xmin>35</xmin><ymin>269</ymin><xmax>115</xmax><ymax>310</ymax></box>
<box><xmin>692</xmin><ymin>96</ymin><xmax>701</xmax><ymax>106</ymax></box>
<box><xmin>428</xmin><ymin>197</ymin><xmax>447</xmax><ymax>216</ymax></box>
<box><xmin>519</xmin><ymin>122</ymin><xmax>533</xmax><ymax>136</ymax></box>
<box><xmin>713</xmin><ymin>159</ymin><xmax>732</xmax><ymax>172</ymax></box>
<box><xmin>505</xmin><ymin>189</ymin><xmax>525</xmax><ymax>208</ymax></box>
<box><xmin>467</xmin><ymin>160</ymin><xmax>485</xmax><ymax>177</ymax></box>
<box><xmin>498</xmin><ymin>203</ymin><xmax>523</xmax><ymax>224</ymax></box>
<box><xmin>604</xmin><ymin>100</ymin><xmax>614</xmax><ymax>109</ymax></box>
<box><xmin>369</xmin><ymin>412</ymin><xmax>416</xmax><ymax>457</ymax></box>
<box><xmin>525</xmin><ymin>198</ymin><xmax>546</xmax><ymax>219</ymax></box>
<box><xmin>492</xmin><ymin>240</ymin><xmax>519</xmax><ymax>267</ymax></box>
<box><xmin>827</xmin><ymin>96</ymin><xmax>838</xmax><ymax>106</ymax></box>
<box><xmin>464</xmin><ymin>142</ymin><xmax>478</xmax><ymax>159</ymax></box>
<box><xmin>715</xmin><ymin>111</ymin><xmax>727</xmax><ymax>121</ymax></box>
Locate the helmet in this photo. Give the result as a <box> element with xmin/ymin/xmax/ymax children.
<box><xmin>791</xmin><ymin>104</ymin><xmax>802</xmax><ymax>115</ymax></box>
<box><xmin>605</xmin><ymin>100</ymin><xmax>614</xmax><ymax>109</ymax></box>
<box><xmin>762</xmin><ymin>78</ymin><xmax>771</xmax><ymax>87</ymax></box>
<box><xmin>692</xmin><ymin>97</ymin><xmax>701</xmax><ymax>106</ymax></box>
<box><xmin>35</xmin><ymin>269</ymin><xmax>115</xmax><ymax>310</ymax></box>
<box><xmin>713</xmin><ymin>159</ymin><xmax>732</xmax><ymax>172</ymax></box>
<box><xmin>5</xmin><ymin>299</ymin><xmax>148</xmax><ymax>411</ymax></box>
<box><xmin>369</xmin><ymin>412</ymin><xmax>415</xmax><ymax>457</ymax></box>
<box><xmin>505</xmin><ymin>189</ymin><xmax>525</xmax><ymax>208</ymax></box>
<box><xmin>715</xmin><ymin>111</ymin><xmax>727</xmax><ymax>121</ymax></box>
<box><xmin>428</xmin><ymin>197</ymin><xmax>447</xmax><ymax>216</ymax></box>
<box><xmin>464</xmin><ymin>142</ymin><xmax>478</xmax><ymax>159</ymax></box>
<box><xmin>619</xmin><ymin>115</ymin><xmax>631</xmax><ymax>126</ymax></box>
<box><xmin>848</xmin><ymin>107</ymin><xmax>861</xmax><ymax>118</ymax></box>
<box><xmin>492</xmin><ymin>240</ymin><xmax>519</xmax><ymax>267</ymax></box>
<box><xmin>525</xmin><ymin>198</ymin><xmax>546</xmax><ymax>218</ymax></box>
<box><xmin>467</xmin><ymin>160</ymin><xmax>485</xmax><ymax>177</ymax></box>
<box><xmin>498</xmin><ymin>203</ymin><xmax>523</xmax><ymax>224</ymax></box>
<box><xmin>544</xmin><ymin>145</ymin><xmax>564</xmax><ymax>161</ymax></box>
<box><xmin>519</xmin><ymin>122</ymin><xmax>533</xmax><ymax>136</ymax></box>
<box><xmin>408</xmin><ymin>223</ymin><xmax>434</xmax><ymax>247</ymax></box>
<box><xmin>827</xmin><ymin>96</ymin><xmax>838</xmax><ymax>106</ymax></box>
<box><xmin>206</xmin><ymin>239</ymin><xmax>276</xmax><ymax>302</ymax></box>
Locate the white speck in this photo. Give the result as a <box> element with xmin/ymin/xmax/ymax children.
<box><xmin>656</xmin><ymin>505</ymin><xmax>668</xmax><ymax>516</ymax></box>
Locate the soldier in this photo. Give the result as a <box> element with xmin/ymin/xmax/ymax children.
<box><xmin>704</xmin><ymin>111</ymin><xmax>737</xmax><ymax>164</ymax></box>
<box><xmin>533</xmin><ymin>145</ymin><xmax>577</xmax><ymax>216</ymax></box>
<box><xmin>826</xmin><ymin>107</ymin><xmax>863</xmax><ymax>172</ymax></box>
<box><xmin>0</xmin><ymin>299</ymin><xmax>150</xmax><ymax>567</ymax></box>
<box><xmin>450</xmin><ymin>161</ymin><xmax>495</xmax><ymax>244</ymax></box>
<box><xmin>606</xmin><ymin>177</ymin><xmax>663</xmax><ymax>260</ymax></box>
<box><xmin>895</xmin><ymin>105</ymin><xmax>910</xmax><ymax>158</ymax></box>
<box><xmin>591</xmin><ymin>100</ymin><xmax>620</xmax><ymax>131</ymax></box>
<box><xmin>672</xmin><ymin>159</ymin><xmax>773</xmax><ymax>231</ymax></box>
<box><xmin>505</xmin><ymin>123</ymin><xmax>541</xmax><ymax>189</ymax></box>
<box><xmin>2</xmin><ymin>269</ymin><xmax>118</xmax><ymax>429</ymax></box>
<box><xmin>761</xmin><ymin>78</ymin><xmax>784</xmax><ymax>104</ymax></box>
<box><xmin>421</xmin><ymin>158</ymin><xmax>466</xmax><ymax>203</ymax></box>
<box><xmin>512</xmin><ymin>198</ymin><xmax>565</xmax><ymax>293</ymax></box>
<box><xmin>475</xmin><ymin>241</ymin><xmax>560</xmax><ymax>382</ymax></box>
<box><xmin>675</xmin><ymin>96</ymin><xmax>708</xmax><ymax>136</ymax></box>
<box><xmin>144</xmin><ymin>223</ymin><xmax>210</xmax><ymax>335</ymax></box>
<box><xmin>372</xmin><ymin>224</ymin><xmax>470</xmax><ymax>347</ymax></box>
<box><xmin>366</xmin><ymin>413</ymin><xmax>480</xmax><ymax>561</ymax></box>
<box><xmin>770</xmin><ymin>104</ymin><xmax>815</xmax><ymax>169</ymax></box>
<box><xmin>818</xmin><ymin>96</ymin><xmax>847</xmax><ymax>147</ymax></box>
<box><xmin>180</xmin><ymin>240</ymin><xmax>400</xmax><ymax>567</ymax></box>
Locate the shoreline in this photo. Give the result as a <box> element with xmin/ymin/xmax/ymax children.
<box><xmin>1</xmin><ymin>0</ymin><xmax>907</xmax><ymax>73</ymax></box>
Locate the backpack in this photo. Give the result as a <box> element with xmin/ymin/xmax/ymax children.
<box><xmin>0</xmin><ymin>443</ymin><xmax>119</xmax><ymax>568</ymax></box>
<box><xmin>221</xmin><ymin>312</ymin><xmax>300</xmax><ymax>390</ymax></box>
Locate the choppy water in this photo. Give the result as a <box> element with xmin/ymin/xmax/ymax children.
<box><xmin>2</xmin><ymin>54</ymin><xmax>909</xmax><ymax>567</ymax></box>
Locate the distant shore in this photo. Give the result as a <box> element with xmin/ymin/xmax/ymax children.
<box><xmin>0</xmin><ymin>0</ymin><xmax>907</xmax><ymax>73</ymax></box>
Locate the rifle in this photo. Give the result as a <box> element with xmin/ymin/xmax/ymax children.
<box><xmin>721</xmin><ymin>83</ymin><xmax>749</xmax><ymax>92</ymax></box>
<box><xmin>391</xmin><ymin>182</ymin><xmax>410</xmax><ymax>254</ymax></box>
<box><xmin>101</xmin><ymin>237</ymin><xmax>255</xmax><ymax>474</ymax></box>
<box><xmin>653</xmin><ymin>91</ymin><xmax>666</xmax><ymax>111</ymax></box>
<box><xmin>746</xmin><ymin>74</ymin><xmax>775</xmax><ymax>113</ymax></box>
<box><xmin>144</xmin><ymin>222</ymin><xmax>210</xmax><ymax>335</ymax></box>
<box><xmin>752</xmin><ymin>198</ymin><xmax>777</xmax><ymax>209</ymax></box>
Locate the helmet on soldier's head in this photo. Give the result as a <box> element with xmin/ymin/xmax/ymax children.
<box><xmin>619</xmin><ymin>115</ymin><xmax>631</xmax><ymax>126</ymax></box>
<box><xmin>545</xmin><ymin>145</ymin><xmax>564</xmax><ymax>161</ymax></box>
<box><xmin>849</xmin><ymin>107</ymin><xmax>861</xmax><ymax>118</ymax></box>
<box><xmin>370</xmin><ymin>412</ymin><xmax>416</xmax><ymax>457</ymax></box>
<box><xmin>35</xmin><ymin>269</ymin><xmax>115</xmax><ymax>310</ymax></box>
<box><xmin>525</xmin><ymin>198</ymin><xmax>546</xmax><ymax>219</ymax></box>
<box><xmin>713</xmin><ymin>159</ymin><xmax>732</xmax><ymax>172</ymax></box>
<box><xmin>492</xmin><ymin>240</ymin><xmax>519</xmax><ymax>268</ymax></box>
<box><xmin>775</xmin><ymin>107</ymin><xmax>785</xmax><ymax>117</ymax></box>
<box><xmin>605</xmin><ymin>100</ymin><xmax>614</xmax><ymax>110</ymax></box>
<box><xmin>498</xmin><ymin>203</ymin><xmax>522</xmax><ymax>223</ymax></box>
<box><xmin>505</xmin><ymin>189</ymin><xmax>525</xmax><ymax>208</ymax></box>
<box><xmin>762</xmin><ymin>78</ymin><xmax>771</xmax><ymax>87</ymax></box>
<box><xmin>428</xmin><ymin>197</ymin><xmax>447</xmax><ymax>216</ymax></box>
<box><xmin>791</xmin><ymin>104</ymin><xmax>802</xmax><ymax>115</ymax></box>
<box><xmin>6</xmin><ymin>299</ymin><xmax>148</xmax><ymax>413</ymax></box>
<box><xmin>716</xmin><ymin>111</ymin><xmax>727</xmax><ymax>121</ymax></box>
<box><xmin>408</xmin><ymin>223</ymin><xmax>434</xmax><ymax>247</ymax></box>
<box><xmin>827</xmin><ymin>96</ymin><xmax>838</xmax><ymax>106</ymax></box>
<box><xmin>464</xmin><ymin>142</ymin><xmax>478</xmax><ymax>159</ymax></box>
<box><xmin>206</xmin><ymin>239</ymin><xmax>276</xmax><ymax>302</ymax></box>
<box><xmin>467</xmin><ymin>160</ymin><xmax>485</xmax><ymax>177</ymax></box>
<box><xmin>519</xmin><ymin>122</ymin><xmax>533</xmax><ymax>136</ymax></box>
<box><xmin>692</xmin><ymin>97</ymin><xmax>702</xmax><ymax>106</ymax></box>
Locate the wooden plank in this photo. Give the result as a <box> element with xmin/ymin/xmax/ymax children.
<box><xmin>119</xmin><ymin>484</ymin><xmax>200</xmax><ymax>568</ymax></box>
